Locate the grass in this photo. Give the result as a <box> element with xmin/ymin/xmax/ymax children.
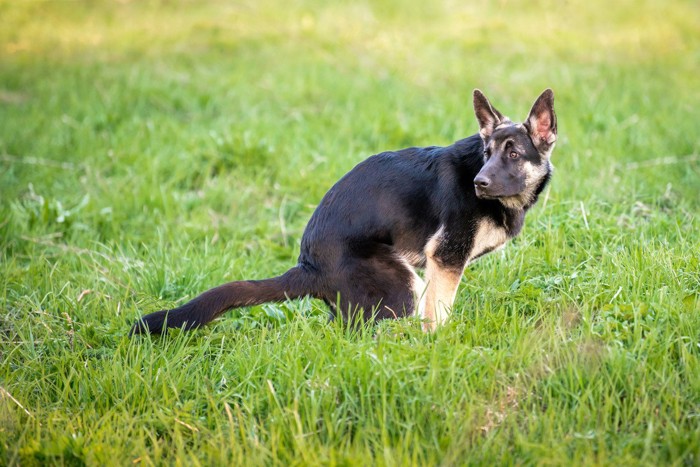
<box><xmin>1</xmin><ymin>0</ymin><xmax>699</xmax><ymax>464</ymax></box>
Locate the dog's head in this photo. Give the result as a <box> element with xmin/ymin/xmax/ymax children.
<box><xmin>472</xmin><ymin>89</ymin><xmax>557</xmax><ymax>209</ymax></box>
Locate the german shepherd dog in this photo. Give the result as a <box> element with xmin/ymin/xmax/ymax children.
<box><xmin>131</xmin><ymin>89</ymin><xmax>557</xmax><ymax>335</ymax></box>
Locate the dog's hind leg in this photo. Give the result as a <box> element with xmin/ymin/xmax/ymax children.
<box><xmin>406</xmin><ymin>265</ymin><xmax>427</xmax><ymax>320</ymax></box>
<box><xmin>331</xmin><ymin>248</ymin><xmax>418</xmax><ymax>323</ymax></box>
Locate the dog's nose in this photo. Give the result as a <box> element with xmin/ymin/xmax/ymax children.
<box><xmin>474</xmin><ymin>175</ymin><xmax>491</xmax><ymax>188</ymax></box>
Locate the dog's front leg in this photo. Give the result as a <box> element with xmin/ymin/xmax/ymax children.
<box><xmin>420</xmin><ymin>227</ymin><xmax>468</xmax><ymax>332</ymax></box>
<box><xmin>421</xmin><ymin>259</ymin><xmax>464</xmax><ymax>332</ymax></box>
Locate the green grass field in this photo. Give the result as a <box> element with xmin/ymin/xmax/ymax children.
<box><xmin>1</xmin><ymin>0</ymin><xmax>699</xmax><ymax>464</ymax></box>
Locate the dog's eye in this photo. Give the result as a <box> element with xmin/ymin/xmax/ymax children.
<box><xmin>483</xmin><ymin>150</ymin><xmax>490</xmax><ymax>159</ymax></box>
<box><xmin>509</xmin><ymin>151</ymin><xmax>519</xmax><ymax>159</ymax></box>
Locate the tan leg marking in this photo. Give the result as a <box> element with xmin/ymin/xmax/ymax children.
<box><xmin>422</xmin><ymin>260</ymin><xmax>462</xmax><ymax>332</ymax></box>
<box><xmin>413</xmin><ymin>271</ymin><xmax>427</xmax><ymax>319</ymax></box>
<box><xmin>420</xmin><ymin>226</ymin><xmax>464</xmax><ymax>332</ymax></box>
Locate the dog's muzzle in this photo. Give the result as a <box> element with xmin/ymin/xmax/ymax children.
<box><xmin>474</xmin><ymin>174</ymin><xmax>493</xmax><ymax>198</ymax></box>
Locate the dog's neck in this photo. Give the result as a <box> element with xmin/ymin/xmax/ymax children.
<box><xmin>474</xmin><ymin>164</ymin><xmax>552</xmax><ymax>239</ymax></box>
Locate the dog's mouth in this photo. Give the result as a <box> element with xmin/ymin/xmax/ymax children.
<box><xmin>474</xmin><ymin>186</ymin><xmax>498</xmax><ymax>199</ymax></box>
<box><xmin>475</xmin><ymin>184</ymin><xmax>523</xmax><ymax>201</ymax></box>
<box><xmin>475</xmin><ymin>186</ymin><xmax>530</xmax><ymax>209</ymax></box>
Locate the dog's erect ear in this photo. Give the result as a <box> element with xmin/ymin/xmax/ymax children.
<box><xmin>525</xmin><ymin>89</ymin><xmax>557</xmax><ymax>152</ymax></box>
<box><xmin>473</xmin><ymin>89</ymin><xmax>505</xmax><ymax>140</ymax></box>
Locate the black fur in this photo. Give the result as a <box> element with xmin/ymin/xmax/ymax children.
<box><xmin>130</xmin><ymin>89</ymin><xmax>557</xmax><ymax>335</ymax></box>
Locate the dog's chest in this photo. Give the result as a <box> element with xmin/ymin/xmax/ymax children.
<box><xmin>468</xmin><ymin>219</ymin><xmax>509</xmax><ymax>262</ymax></box>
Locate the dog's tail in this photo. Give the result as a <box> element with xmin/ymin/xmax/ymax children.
<box><xmin>129</xmin><ymin>265</ymin><xmax>315</xmax><ymax>335</ymax></box>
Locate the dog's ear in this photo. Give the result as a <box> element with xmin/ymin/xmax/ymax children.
<box><xmin>525</xmin><ymin>89</ymin><xmax>557</xmax><ymax>152</ymax></box>
<box><xmin>473</xmin><ymin>89</ymin><xmax>505</xmax><ymax>140</ymax></box>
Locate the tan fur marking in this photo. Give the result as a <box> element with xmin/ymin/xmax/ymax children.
<box><xmin>396</xmin><ymin>252</ymin><xmax>426</xmax><ymax>317</ymax></box>
<box><xmin>414</xmin><ymin>272</ymin><xmax>427</xmax><ymax>319</ymax></box>
<box><xmin>423</xmin><ymin>225</ymin><xmax>443</xmax><ymax>258</ymax></box>
<box><xmin>421</xmin><ymin>226</ymin><xmax>463</xmax><ymax>332</ymax></box>
<box><xmin>498</xmin><ymin>158</ymin><xmax>554</xmax><ymax>209</ymax></box>
<box><xmin>469</xmin><ymin>219</ymin><xmax>508</xmax><ymax>262</ymax></box>
<box><xmin>398</xmin><ymin>250</ymin><xmax>425</xmax><ymax>267</ymax></box>
<box><xmin>422</xmin><ymin>260</ymin><xmax>462</xmax><ymax>332</ymax></box>
<box><xmin>499</xmin><ymin>195</ymin><xmax>529</xmax><ymax>209</ymax></box>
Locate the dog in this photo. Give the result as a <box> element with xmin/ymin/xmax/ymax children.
<box><xmin>130</xmin><ymin>89</ymin><xmax>557</xmax><ymax>335</ymax></box>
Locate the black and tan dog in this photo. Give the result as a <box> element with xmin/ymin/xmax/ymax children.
<box><xmin>131</xmin><ymin>89</ymin><xmax>557</xmax><ymax>335</ymax></box>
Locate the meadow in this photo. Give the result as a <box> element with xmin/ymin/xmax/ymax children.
<box><xmin>1</xmin><ymin>0</ymin><xmax>699</xmax><ymax>464</ymax></box>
